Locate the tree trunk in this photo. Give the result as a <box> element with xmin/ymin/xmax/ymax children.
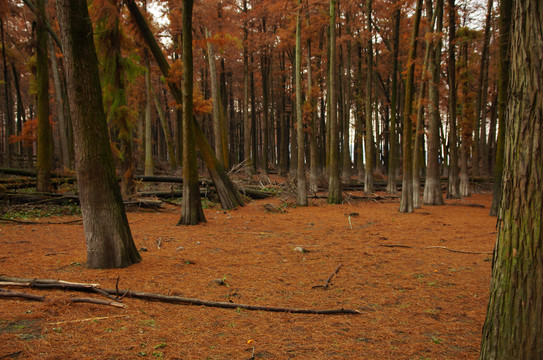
<box><xmin>327</xmin><ymin>0</ymin><xmax>342</xmax><ymax>204</ymax></box>
<box><xmin>479</xmin><ymin>1</ymin><xmax>543</xmax><ymax>357</ymax></box>
<box><xmin>459</xmin><ymin>36</ymin><xmax>471</xmax><ymax>197</ymax></box>
<box><xmin>307</xmin><ymin>20</ymin><xmax>319</xmax><ymax>192</ymax></box>
<box><xmin>151</xmin><ymin>82</ymin><xmax>177</xmax><ymax>171</ymax></box>
<box><xmin>1</xmin><ymin>19</ymin><xmax>15</xmax><ymax>168</ymax></box>
<box><xmin>295</xmin><ymin>0</ymin><xmax>307</xmax><ymax>206</ymax></box>
<box><xmin>144</xmin><ymin>58</ymin><xmax>153</xmax><ymax>176</ymax></box>
<box><xmin>36</xmin><ymin>0</ymin><xmax>53</xmax><ymax>192</ymax></box>
<box><xmin>57</xmin><ymin>0</ymin><xmax>141</xmax><ymax>268</ymax></box>
<box><xmin>48</xmin><ymin>37</ymin><xmax>71</xmax><ymax>170</ymax></box>
<box><xmin>423</xmin><ymin>0</ymin><xmax>444</xmax><ymax>206</ymax></box>
<box><xmin>242</xmin><ymin>0</ymin><xmax>251</xmax><ymax>174</ymax></box>
<box><xmin>386</xmin><ymin>3</ymin><xmax>400</xmax><ymax>194</ymax></box>
<box><xmin>447</xmin><ymin>0</ymin><xmax>460</xmax><ymax>199</ymax></box>
<box><xmin>399</xmin><ymin>0</ymin><xmax>423</xmax><ymax>213</ymax></box>
<box><xmin>364</xmin><ymin>0</ymin><xmax>374</xmax><ymax>194</ymax></box>
<box><xmin>490</xmin><ymin>0</ymin><xmax>512</xmax><ymax>216</ymax></box>
<box><xmin>178</xmin><ymin>0</ymin><xmax>205</xmax><ymax>225</ymax></box>
<box><xmin>205</xmin><ymin>27</ymin><xmax>224</xmax><ymax>167</ymax></box>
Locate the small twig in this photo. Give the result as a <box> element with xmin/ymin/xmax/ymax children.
<box><xmin>379</xmin><ymin>244</ymin><xmax>413</xmax><ymax>249</ymax></box>
<box><xmin>313</xmin><ymin>264</ymin><xmax>343</xmax><ymax>289</ymax></box>
<box><xmin>379</xmin><ymin>244</ymin><xmax>492</xmax><ymax>255</ymax></box>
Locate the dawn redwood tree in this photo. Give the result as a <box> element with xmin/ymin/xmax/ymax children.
<box><xmin>422</xmin><ymin>0</ymin><xmax>444</xmax><ymax>206</ymax></box>
<box><xmin>179</xmin><ymin>0</ymin><xmax>206</xmax><ymax>225</ymax></box>
<box><xmin>447</xmin><ymin>0</ymin><xmax>460</xmax><ymax>199</ymax></box>
<box><xmin>479</xmin><ymin>0</ymin><xmax>543</xmax><ymax>357</ymax></box>
<box><xmin>386</xmin><ymin>1</ymin><xmax>400</xmax><ymax>195</ymax></box>
<box><xmin>57</xmin><ymin>0</ymin><xmax>141</xmax><ymax>268</ymax></box>
<box><xmin>489</xmin><ymin>0</ymin><xmax>512</xmax><ymax>216</ymax></box>
<box><xmin>327</xmin><ymin>0</ymin><xmax>342</xmax><ymax>204</ymax></box>
<box><xmin>295</xmin><ymin>0</ymin><xmax>307</xmax><ymax>206</ymax></box>
<box><xmin>399</xmin><ymin>0</ymin><xmax>423</xmax><ymax>213</ymax></box>
<box><xmin>35</xmin><ymin>0</ymin><xmax>53</xmax><ymax>192</ymax></box>
<box><xmin>364</xmin><ymin>0</ymin><xmax>374</xmax><ymax>195</ymax></box>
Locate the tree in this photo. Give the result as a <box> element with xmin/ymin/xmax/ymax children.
<box><xmin>479</xmin><ymin>0</ymin><xmax>542</xmax><ymax>357</ymax></box>
<box><xmin>35</xmin><ymin>0</ymin><xmax>53</xmax><ymax>192</ymax></box>
<box><xmin>364</xmin><ymin>0</ymin><xmax>374</xmax><ymax>195</ymax></box>
<box><xmin>489</xmin><ymin>0</ymin><xmax>512</xmax><ymax>216</ymax></box>
<box><xmin>422</xmin><ymin>0</ymin><xmax>444</xmax><ymax>206</ymax></box>
<box><xmin>179</xmin><ymin>0</ymin><xmax>206</xmax><ymax>225</ymax></box>
<box><xmin>327</xmin><ymin>0</ymin><xmax>342</xmax><ymax>204</ymax></box>
<box><xmin>295</xmin><ymin>0</ymin><xmax>307</xmax><ymax>206</ymax></box>
<box><xmin>447</xmin><ymin>0</ymin><xmax>460</xmax><ymax>199</ymax></box>
<box><xmin>386</xmin><ymin>1</ymin><xmax>400</xmax><ymax>195</ymax></box>
<box><xmin>399</xmin><ymin>0</ymin><xmax>423</xmax><ymax>213</ymax></box>
<box><xmin>57</xmin><ymin>0</ymin><xmax>141</xmax><ymax>268</ymax></box>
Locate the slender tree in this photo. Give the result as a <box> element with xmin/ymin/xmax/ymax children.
<box><xmin>386</xmin><ymin>2</ymin><xmax>401</xmax><ymax>194</ymax></box>
<box><xmin>295</xmin><ymin>0</ymin><xmax>307</xmax><ymax>206</ymax></box>
<box><xmin>364</xmin><ymin>0</ymin><xmax>374</xmax><ymax>194</ymax></box>
<box><xmin>479</xmin><ymin>0</ymin><xmax>542</xmax><ymax>356</ymax></box>
<box><xmin>327</xmin><ymin>0</ymin><xmax>342</xmax><ymax>204</ymax></box>
<box><xmin>447</xmin><ymin>0</ymin><xmax>460</xmax><ymax>198</ymax></box>
<box><xmin>423</xmin><ymin>0</ymin><xmax>444</xmax><ymax>205</ymax></box>
<box><xmin>179</xmin><ymin>0</ymin><xmax>205</xmax><ymax>225</ymax></box>
<box><xmin>399</xmin><ymin>0</ymin><xmax>424</xmax><ymax>213</ymax></box>
<box><xmin>57</xmin><ymin>0</ymin><xmax>141</xmax><ymax>268</ymax></box>
<box><xmin>490</xmin><ymin>0</ymin><xmax>512</xmax><ymax>216</ymax></box>
<box><xmin>36</xmin><ymin>0</ymin><xmax>53</xmax><ymax>192</ymax></box>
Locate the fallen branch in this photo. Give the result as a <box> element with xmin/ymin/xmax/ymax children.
<box><xmin>69</xmin><ymin>297</ymin><xmax>126</xmax><ymax>308</ymax></box>
<box><xmin>0</xmin><ymin>276</ymin><xmax>361</xmax><ymax>315</ymax></box>
<box><xmin>0</xmin><ymin>218</ymin><xmax>82</xmax><ymax>225</ymax></box>
<box><xmin>379</xmin><ymin>244</ymin><xmax>492</xmax><ymax>255</ymax></box>
<box><xmin>446</xmin><ymin>203</ymin><xmax>485</xmax><ymax>208</ymax></box>
<box><xmin>48</xmin><ymin>314</ymin><xmax>131</xmax><ymax>325</ymax></box>
<box><xmin>0</xmin><ymin>289</ymin><xmax>45</xmax><ymax>302</ymax></box>
<box><xmin>312</xmin><ymin>264</ymin><xmax>343</xmax><ymax>289</ymax></box>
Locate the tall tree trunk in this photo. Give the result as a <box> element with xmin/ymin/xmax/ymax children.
<box><xmin>479</xmin><ymin>1</ymin><xmax>543</xmax><ymax>356</ymax></box>
<box><xmin>307</xmin><ymin>12</ymin><xmax>319</xmax><ymax>192</ymax></box>
<box><xmin>144</xmin><ymin>58</ymin><xmax>153</xmax><ymax>176</ymax></box>
<box><xmin>399</xmin><ymin>0</ymin><xmax>424</xmax><ymax>213</ymax></box>
<box><xmin>327</xmin><ymin>0</ymin><xmax>342</xmax><ymax>204</ymax></box>
<box><xmin>219</xmin><ymin>59</ymin><xmax>229</xmax><ymax>168</ymax></box>
<box><xmin>1</xmin><ymin>19</ymin><xmax>15</xmax><ymax>167</ymax></box>
<box><xmin>36</xmin><ymin>0</ymin><xmax>53</xmax><ymax>192</ymax></box>
<box><xmin>459</xmin><ymin>35</ymin><xmax>471</xmax><ymax>197</ymax></box>
<box><xmin>386</xmin><ymin>3</ymin><xmax>400</xmax><ymax>194</ymax></box>
<box><xmin>205</xmin><ymin>27</ymin><xmax>224</xmax><ymax>168</ymax></box>
<box><xmin>295</xmin><ymin>0</ymin><xmax>307</xmax><ymax>206</ymax></box>
<box><xmin>48</xmin><ymin>37</ymin><xmax>71</xmax><ymax>170</ymax></box>
<box><xmin>490</xmin><ymin>0</ymin><xmax>512</xmax><ymax>216</ymax></box>
<box><xmin>57</xmin><ymin>0</ymin><xmax>141</xmax><ymax>268</ymax></box>
<box><xmin>178</xmin><ymin>0</ymin><xmax>205</xmax><ymax>225</ymax></box>
<box><xmin>151</xmin><ymin>82</ymin><xmax>177</xmax><ymax>171</ymax></box>
<box><xmin>242</xmin><ymin>0</ymin><xmax>251</xmax><ymax>174</ymax></box>
<box><xmin>473</xmin><ymin>0</ymin><xmax>494</xmax><ymax>177</ymax></box>
<box><xmin>11</xmin><ymin>64</ymin><xmax>26</xmax><ymax>158</ymax></box>
<box><xmin>364</xmin><ymin>0</ymin><xmax>374</xmax><ymax>194</ymax></box>
<box><xmin>413</xmin><ymin>2</ymin><xmax>435</xmax><ymax>208</ymax></box>
<box><xmin>423</xmin><ymin>0</ymin><xmax>444</xmax><ymax>206</ymax></box>
<box><xmin>447</xmin><ymin>0</ymin><xmax>460</xmax><ymax>198</ymax></box>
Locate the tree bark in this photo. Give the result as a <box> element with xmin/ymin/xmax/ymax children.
<box><xmin>386</xmin><ymin>3</ymin><xmax>400</xmax><ymax>194</ymax></box>
<box><xmin>1</xmin><ymin>19</ymin><xmax>15</xmax><ymax>167</ymax></box>
<box><xmin>57</xmin><ymin>0</ymin><xmax>141</xmax><ymax>268</ymax></box>
<box><xmin>295</xmin><ymin>0</ymin><xmax>307</xmax><ymax>206</ymax></box>
<box><xmin>364</xmin><ymin>0</ymin><xmax>374</xmax><ymax>194</ymax></box>
<box><xmin>447</xmin><ymin>0</ymin><xmax>460</xmax><ymax>199</ymax></box>
<box><xmin>399</xmin><ymin>0</ymin><xmax>423</xmax><ymax>213</ymax></box>
<box><xmin>490</xmin><ymin>0</ymin><xmax>512</xmax><ymax>216</ymax></box>
<box><xmin>479</xmin><ymin>1</ymin><xmax>543</xmax><ymax>356</ymax></box>
<box><xmin>179</xmin><ymin>0</ymin><xmax>205</xmax><ymax>225</ymax></box>
<box><xmin>144</xmin><ymin>58</ymin><xmax>154</xmax><ymax>176</ymax></box>
<box><xmin>327</xmin><ymin>0</ymin><xmax>342</xmax><ymax>204</ymax></box>
<box><xmin>423</xmin><ymin>0</ymin><xmax>444</xmax><ymax>206</ymax></box>
<box><xmin>36</xmin><ymin>0</ymin><xmax>53</xmax><ymax>193</ymax></box>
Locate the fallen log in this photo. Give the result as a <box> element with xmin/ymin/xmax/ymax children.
<box><xmin>0</xmin><ymin>276</ymin><xmax>362</xmax><ymax>315</ymax></box>
<box><xmin>0</xmin><ymin>289</ymin><xmax>45</xmax><ymax>302</ymax></box>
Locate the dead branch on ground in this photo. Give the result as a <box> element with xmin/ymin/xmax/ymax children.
<box><xmin>0</xmin><ymin>276</ymin><xmax>362</xmax><ymax>315</ymax></box>
<box><xmin>312</xmin><ymin>264</ymin><xmax>343</xmax><ymax>289</ymax></box>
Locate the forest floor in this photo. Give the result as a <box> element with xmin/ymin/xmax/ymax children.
<box><xmin>0</xmin><ymin>179</ymin><xmax>497</xmax><ymax>359</ymax></box>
